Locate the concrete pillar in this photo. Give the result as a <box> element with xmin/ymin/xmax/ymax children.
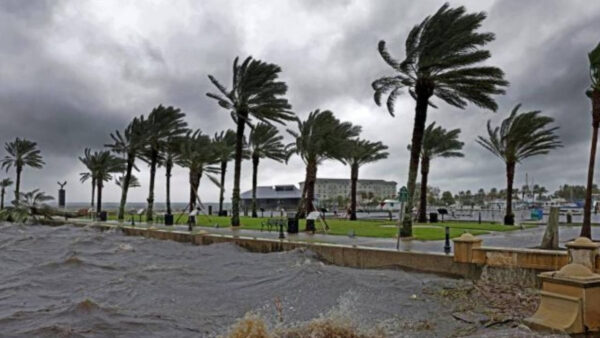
<box><xmin>526</xmin><ymin>263</ymin><xmax>600</xmax><ymax>333</ymax></box>
<box><xmin>452</xmin><ymin>233</ymin><xmax>482</xmax><ymax>263</ymax></box>
<box><xmin>566</xmin><ymin>237</ymin><xmax>600</xmax><ymax>271</ymax></box>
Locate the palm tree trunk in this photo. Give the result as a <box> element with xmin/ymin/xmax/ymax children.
<box><xmin>505</xmin><ymin>161</ymin><xmax>516</xmax><ymax>225</ymax></box>
<box><xmin>403</xmin><ymin>85</ymin><xmax>431</xmax><ymax>237</ymax></box>
<box><xmin>118</xmin><ymin>155</ymin><xmax>134</xmax><ymax>221</ymax></box>
<box><xmin>146</xmin><ymin>154</ymin><xmax>158</xmax><ymax>222</ymax></box>
<box><xmin>96</xmin><ymin>181</ymin><xmax>103</xmax><ymax>215</ymax></box>
<box><xmin>305</xmin><ymin>160</ymin><xmax>318</xmax><ymax>231</ymax></box>
<box><xmin>218</xmin><ymin>160</ymin><xmax>227</xmax><ymax>215</ymax></box>
<box><xmin>418</xmin><ymin>156</ymin><xmax>430</xmax><ymax>223</ymax></box>
<box><xmin>251</xmin><ymin>155</ymin><xmax>259</xmax><ymax>218</ymax></box>
<box><xmin>166</xmin><ymin>161</ymin><xmax>172</xmax><ymax>215</ymax></box>
<box><xmin>189</xmin><ymin>170</ymin><xmax>198</xmax><ymax>212</ymax></box>
<box><xmin>350</xmin><ymin>163</ymin><xmax>358</xmax><ymax>221</ymax></box>
<box><xmin>296</xmin><ymin>171</ymin><xmax>309</xmax><ymax>218</ymax></box>
<box><xmin>1</xmin><ymin>188</ymin><xmax>4</xmax><ymax>209</ymax></box>
<box><xmin>231</xmin><ymin>112</ymin><xmax>247</xmax><ymax>227</ymax></box>
<box><xmin>91</xmin><ymin>178</ymin><xmax>96</xmax><ymax>207</ymax></box>
<box><xmin>15</xmin><ymin>166</ymin><xmax>21</xmax><ymax>203</ymax></box>
<box><xmin>582</xmin><ymin>90</ymin><xmax>600</xmax><ymax>238</ymax></box>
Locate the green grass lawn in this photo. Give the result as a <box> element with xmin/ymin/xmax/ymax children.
<box><xmin>95</xmin><ymin>212</ymin><xmax>530</xmax><ymax>240</ymax></box>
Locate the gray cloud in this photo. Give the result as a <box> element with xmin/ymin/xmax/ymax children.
<box><xmin>1</xmin><ymin>0</ymin><xmax>599</xmax><ymax>204</ymax></box>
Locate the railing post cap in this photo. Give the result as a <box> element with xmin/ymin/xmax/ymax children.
<box><xmin>566</xmin><ymin>237</ymin><xmax>600</xmax><ymax>249</ymax></box>
<box><xmin>452</xmin><ymin>232</ymin><xmax>482</xmax><ymax>243</ymax></box>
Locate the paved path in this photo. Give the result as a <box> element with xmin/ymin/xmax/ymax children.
<box><xmin>76</xmin><ymin>219</ymin><xmax>598</xmax><ymax>253</ymax></box>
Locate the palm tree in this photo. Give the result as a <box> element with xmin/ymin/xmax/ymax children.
<box><xmin>372</xmin><ymin>3</ymin><xmax>507</xmax><ymax>237</ymax></box>
<box><xmin>477</xmin><ymin>104</ymin><xmax>562</xmax><ymax>225</ymax></box>
<box><xmin>0</xmin><ymin>189</ymin><xmax>54</xmax><ymax>223</ymax></box>
<box><xmin>340</xmin><ymin>139</ymin><xmax>388</xmax><ymax>221</ymax></box>
<box><xmin>0</xmin><ymin>178</ymin><xmax>13</xmax><ymax>209</ymax></box>
<box><xmin>175</xmin><ymin>130</ymin><xmax>221</xmax><ymax>219</ymax></box>
<box><xmin>78</xmin><ymin>149</ymin><xmax>126</xmax><ymax>215</ymax></box>
<box><xmin>1</xmin><ymin>138</ymin><xmax>45</xmax><ymax>202</ymax></box>
<box><xmin>106</xmin><ymin>116</ymin><xmax>147</xmax><ymax>221</ymax></box>
<box><xmin>416</xmin><ymin>123</ymin><xmax>463</xmax><ymax>222</ymax></box>
<box><xmin>139</xmin><ymin>105</ymin><xmax>187</xmax><ymax>222</ymax></box>
<box><xmin>79</xmin><ymin>148</ymin><xmax>96</xmax><ymax>208</ymax></box>
<box><xmin>212</xmin><ymin>129</ymin><xmax>237</xmax><ymax>216</ymax></box>
<box><xmin>582</xmin><ymin>42</ymin><xmax>600</xmax><ymax>238</ymax></box>
<box><xmin>287</xmin><ymin>110</ymin><xmax>361</xmax><ymax>230</ymax></box>
<box><xmin>248</xmin><ymin>123</ymin><xmax>289</xmax><ymax>218</ymax></box>
<box><xmin>207</xmin><ymin>56</ymin><xmax>295</xmax><ymax>226</ymax></box>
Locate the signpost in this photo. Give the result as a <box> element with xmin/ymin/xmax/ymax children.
<box><xmin>396</xmin><ymin>186</ymin><xmax>408</xmax><ymax>250</ymax></box>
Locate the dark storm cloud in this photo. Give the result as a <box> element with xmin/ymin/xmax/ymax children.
<box><xmin>0</xmin><ymin>0</ymin><xmax>599</xmax><ymax>202</ymax></box>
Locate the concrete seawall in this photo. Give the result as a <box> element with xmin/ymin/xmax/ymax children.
<box><xmin>82</xmin><ymin>222</ymin><xmax>481</xmax><ymax>279</ymax></box>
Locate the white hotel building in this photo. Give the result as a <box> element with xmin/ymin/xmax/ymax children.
<box><xmin>299</xmin><ymin>178</ymin><xmax>397</xmax><ymax>202</ymax></box>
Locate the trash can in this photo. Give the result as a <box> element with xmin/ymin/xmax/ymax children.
<box><xmin>219</xmin><ymin>210</ymin><xmax>227</xmax><ymax>217</ymax></box>
<box><xmin>306</xmin><ymin>219</ymin><xmax>315</xmax><ymax>232</ymax></box>
<box><xmin>164</xmin><ymin>213</ymin><xmax>174</xmax><ymax>226</ymax></box>
<box><xmin>429</xmin><ymin>212</ymin><xmax>438</xmax><ymax>223</ymax></box>
<box><xmin>98</xmin><ymin>211</ymin><xmax>107</xmax><ymax>222</ymax></box>
<box><xmin>287</xmin><ymin>216</ymin><xmax>298</xmax><ymax>234</ymax></box>
<box><xmin>208</xmin><ymin>206</ymin><xmax>212</xmax><ymax>215</ymax></box>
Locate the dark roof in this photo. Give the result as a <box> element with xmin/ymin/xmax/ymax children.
<box><xmin>241</xmin><ymin>185</ymin><xmax>302</xmax><ymax>200</ymax></box>
<box><xmin>298</xmin><ymin>178</ymin><xmax>397</xmax><ymax>185</ymax></box>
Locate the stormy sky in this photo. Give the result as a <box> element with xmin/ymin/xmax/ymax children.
<box><xmin>1</xmin><ymin>0</ymin><xmax>599</xmax><ymax>204</ymax></box>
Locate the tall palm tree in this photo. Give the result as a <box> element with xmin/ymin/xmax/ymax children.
<box><xmin>582</xmin><ymin>42</ymin><xmax>600</xmax><ymax>238</ymax></box>
<box><xmin>416</xmin><ymin>122</ymin><xmax>463</xmax><ymax>222</ymax></box>
<box><xmin>175</xmin><ymin>130</ymin><xmax>221</xmax><ymax>218</ymax></box>
<box><xmin>78</xmin><ymin>149</ymin><xmax>126</xmax><ymax>215</ymax></box>
<box><xmin>340</xmin><ymin>139</ymin><xmax>389</xmax><ymax>221</ymax></box>
<box><xmin>477</xmin><ymin>104</ymin><xmax>562</xmax><ymax>225</ymax></box>
<box><xmin>248</xmin><ymin>123</ymin><xmax>288</xmax><ymax>218</ymax></box>
<box><xmin>106</xmin><ymin>116</ymin><xmax>146</xmax><ymax>221</ymax></box>
<box><xmin>212</xmin><ymin>129</ymin><xmax>237</xmax><ymax>216</ymax></box>
<box><xmin>79</xmin><ymin>148</ymin><xmax>96</xmax><ymax>208</ymax></box>
<box><xmin>372</xmin><ymin>3</ymin><xmax>507</xmax><ymax>237</ymax></box>
<box><xmin>139</xmin><ymin>105</ymin><xmax>187</xmax><ymax>222</ymax></box>
<box><xmin>207</xmin><ymin>56</ymin><xmax>295</xmax><ymax>226</ymax></box>
<box><xmin>287</xmin><ymin>110</ymin><xmax>361</xmax><ymax>230</ymax></box>
<box><xmin>1</xmin><ymin>138</ymin><xmax>45</xmax><ymax>202</ymax></box>
<box><xmin>0</xmin><ymin>178</ymin><xmax>13</xmax><ymax>209</ymax></box>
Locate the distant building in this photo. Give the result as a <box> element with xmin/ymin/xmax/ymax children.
<box><xmin>298</xmin><ymin>178</ymin><xmax>397</xmax><ymax>202</ymax></box>
<box><xmin>240</xmin><ymin>185</ymin><xmax>302</xmax><ymax>211</ymax></box>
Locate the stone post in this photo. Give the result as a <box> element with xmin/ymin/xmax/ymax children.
<box><xmin>566</xmin><ymin>237</ymin><xmax>600</xmax><ymax>271</ymax></box>
<box><xmin>452</xmin><ymin>233</ymin><xmax>482</xmax><ymax>263</ymax></box>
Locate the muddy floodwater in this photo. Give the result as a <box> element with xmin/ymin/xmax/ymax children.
<box><xmin>0</xmin><ymin>223</ymin><xmax>548</xmax><ymax>337</ymax></box>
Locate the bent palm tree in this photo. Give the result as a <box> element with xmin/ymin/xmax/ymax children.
<box><xmin>582</xmin><ymin>42</ymin><xmax>600</xmax><ymax>238</ymax></box>
<box><xmin>340</xmin><ymin>139</ymin><xmax>389</xmax><ymax>221</ymax></box>
<box><xmin>477</xmin><ymin>105</ymin><xmax>562</xmax><ymax>225</ymax></box>
<box><xmin>106</xmin><ymin>116</ymin><xmax>146</xmax><ymax>221</ymax></box>
<box><xmin>207</xmin><ymin>56</ymin><xmax>294</xmax><ymax>226</ymax></box>
<box><xmin>287</xmin><ymin>110</ymin><xmax>361</xmax><ymax>230</ymax></box>
<box><xmin>416</xmin><ymin>123</ymin><xmax>463</xmax><ymax>222</ymax></box>
<box><xmin>175</xmin><ymin>130</ymin><xmax>221</xmax><ymax>220</ymax></box>
<box><xmin>249</xmin><ymin>123</ymin><xmax>288</xmax><ymax>218</ymax></box>
<box><xmin>1</xmin><ymin>138</ymin><xmax>45</xmax><ymax>202</ymax></box>
<box><xmin>78</xmin><ymin>149</ymin><xmax>125</xmax><ymax>215</ymax></box>
<box><xmin>79</xmin><ymin>148</ymin><xmax>96</xmax><ymax>208</ymax></box>
<box><xmin>140</xmin><ymin>105</ymin><xmax>187</xmax><ymax>222</ymax></box>
<box><xmin>212</xmin><ymin>129</ymin><xmax>237</xmax><ymax>216</ymax></box>
<box><xmin>0</xmin><ymin>178</ymin><xmax>13</xmax><ymax>209</ymax></box>
<box><xmin>372</xmin><ymin>3</ymin><xmax>507</xmax><ymax>236</ymax></box>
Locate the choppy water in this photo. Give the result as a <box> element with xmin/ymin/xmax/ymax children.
<box><xmin>0</xmin><ymin>223</ymin><xmax>542</xmax><ymax>337</ymax></box>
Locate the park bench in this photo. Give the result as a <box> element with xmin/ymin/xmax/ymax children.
<box><xmin>261</xmin><ymin>218</ymin><xmax>285</xmax><ymax>232</ymax></box>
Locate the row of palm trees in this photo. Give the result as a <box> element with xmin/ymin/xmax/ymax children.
<box><xmin>0</xmin><ymin>3</ymin><xmax>597</xmax><ymax>239</ymax></box>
